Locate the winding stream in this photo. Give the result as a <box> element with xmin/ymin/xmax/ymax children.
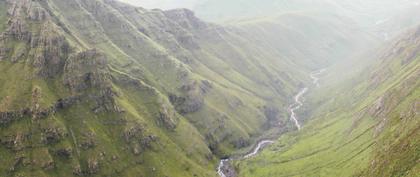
<box><xmin>217</xmin><ymin>69</ymin><xmax>325</xmax><ymax>177</ymax></box>
<box><xmin>310</xmin><ymin>69</ymin><xmax>326</xmax><ymax>87</ymax></box>
<box><xmin>289</xmin><ymin>87</ymin><xmax>308</xmax><ymax>130</ymax></box>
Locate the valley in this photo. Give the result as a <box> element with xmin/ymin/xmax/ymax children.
<box><xmin>218</xmin><ymin>69</ymin><xmax>327</xmax><ymax>177</ymax></box>
<box><xmin>234</xmin><ymin>27</ymin><xmax>420</xmax><ymax>177</ymax></box>
<box><xmin>0</xmin><ymin>0</ymin><xmax>418</xmax><ymax>176</ymax></box>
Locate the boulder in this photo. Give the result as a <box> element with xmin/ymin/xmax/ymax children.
<box><xmin>87</xmin><ymin>158</ymin><xmax>99</xmax><ymax>174</ymax></box>
<box><xmin>55</xmin><ymin>148</ymin><xmax>72</xmax><ymax>158</ymax></box>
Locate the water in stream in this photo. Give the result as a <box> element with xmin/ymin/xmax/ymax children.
<box><xmin>217</xmin><ymin>69</ymin><xmax>325</xmax><ymax>177</ymax></box>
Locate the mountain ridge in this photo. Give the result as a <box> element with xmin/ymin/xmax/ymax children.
<box><xmin>0</xmin><ymin>0</ymin><xmax>418</xmax><ymax>176</ymax></box>
<box><xmin>235</xmin><ymin>25</ymin><xmax>420</xmax><ymax>177</ymax></box>
<box><xmin>0</xmin><ymin>0</ymin><xmax>311</xmax><ymax>176</ymax></box>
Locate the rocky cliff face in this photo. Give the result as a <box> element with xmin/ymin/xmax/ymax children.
<box><xmin>1</xmin><ymin>0</ymin><xmax>70</xmax><ymax>77</ymax></box>
<box><xmin>0</xmin><ymin>0</ymin><xmax>309</xmax><ymax>176</ymax></box>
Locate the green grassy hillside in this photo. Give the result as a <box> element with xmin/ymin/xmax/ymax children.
<box><xmin>235</xmin><ymin>26</ymin><xmax>420</xmax><ymax>177</ymax></box>
<box><xmin>1</xmin><ymin>0</ymin><xmax>418</xmax><ymax>176</ymax></box>
<box><xmin>0</xmin><ymin>0</ymin><xmax>314</xmax><ymax>176</ymax></box>
<box><xmin>230</xmin><ymin>11</ymin><xmax>377</xmax><ymax>69</ymax></box>
<box><xmin>194</xmin><ymin>0</ymin><xmax>420</xmax><ymax>41</ymax></box>
<box><xmin>192</xmin><ymin>0</ymin><xmax>385</xmax><ymax>70</ymax></box>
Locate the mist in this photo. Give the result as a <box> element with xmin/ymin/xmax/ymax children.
<box><xmin>119</xmin><ymin>0</ymin><xmax>202</xmax><ymax>9</ymax></box>
<box><xmin>0</xmin><ymin>0</ymin><xmax>418</xmax><ymax>176</ymax></box>
<box><xmin>115</xmin><ymin>1</ymin><xmax>420</xmax><ymax>176</ymax></box>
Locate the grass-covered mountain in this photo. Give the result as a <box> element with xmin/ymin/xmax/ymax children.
<box><xmin>194</xmin><ymin>0</ymin><xmax>420</xmax><ymax>41</ymax></box>
<box><xmin>0</xmin><ymin>0</ymin><xmax>336</xmax><ymax>176</ymax></box>
<box><xmin>235</xmin><ymin>26</ymin><xmax>420</xmax><ymax>177</ymax></box>
<box><xmin>193</xmin><ymin>0</ymin><xmax>419</xmax><ymax>23</ymax></box>
<box><xmin>193</xmin><ymin>0</ymin><xmax>383</xmax><ymax>69</ymax></box>
<box><xmin>0</xmin><ymin>0</ymin><xmax>418</xmax><ymax>177</ymax></box>
<box><xmin>228</xmin><ymin>12</ymin><xmax>377</xmax><ymax>69</ymax></box>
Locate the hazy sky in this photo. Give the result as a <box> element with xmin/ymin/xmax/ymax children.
<box><xmin>118</xmin><ymin>0</ymin><xmax>200</xmax><ymax>9</ymax></box>
<box><xmin>119</xmin><ymin>0</ymin><xmax>420</xmax><ymax>11</ymax></box>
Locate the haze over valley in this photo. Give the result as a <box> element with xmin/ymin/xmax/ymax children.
<box><xmin>0</xmin><ymin>0</ymin><xmax>418</xmax><ymax>176</ymax></box>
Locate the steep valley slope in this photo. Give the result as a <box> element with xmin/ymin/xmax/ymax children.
<box><xmin>0</xmin><ymin>0</ymin><xmax>418</xmax><ymax>177</ymax></box>
<box><xmin>236</xmin><ymin>26</ymin><xmax>420</xmax><ymax>177</ymax></box>
<box><xmin>0</xmin><ymin>0</ymin><xmax>355</xmax><ymax>176</ymax></box>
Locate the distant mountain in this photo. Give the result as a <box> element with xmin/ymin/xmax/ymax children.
<box><xmin>0</xmin><ymin>0</ymin><xmax>417</xmax><ymax>176</ymax></box>
<box><xmin>119</xmin><ymin>0</ymin><xmax>203</xmax><ymax>9</ymax></box>
<box><xmin>193</xmin><ymin>0</ymin><xmax>420</xmax><ymax>40</ymax></box>
<box><xmin>0</xmin><ymin>0</ymin><xmax>320</xmax><ymax>176</ymax></box>
<box><xmin>193</xmin><ymin>0</ymin><xmax>339</xmax><ymax>22</ymax></box>
<box><xmin>236</xmin><ymin>25</ymin><xmax>420</xmax><ymax>177</ymax></box>
<box><xmin>229</xmin><ymin>11</ymin><xmax>377</xmax><ymax>68</ymax></box>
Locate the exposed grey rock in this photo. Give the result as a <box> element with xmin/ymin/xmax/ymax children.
<box><xmin>31</xmin><ymin>22</ymin><xmax>70</xmax><ymax>78</ymax></box>
<box><xmin>72</xmin><ymin>164</ymin><xmax>82</xmax><ymax>176</ymax></box>
<box><xmin>80</xmin><ymin>132</ymin><xmax>96</xmax><ymax>150</ymax></box>
<box><xmin>91</xmin><ymin>87</ymin><xmax>121</xmax><ymax>113</ymax></box>
<box><xmin>41</xmin><ymin>127</ymin><xmax>67</xmax><ymax>145</ymax></box>
<box><xmin>140</xmin><ymin>135</ymin><xmax>158</xmax><ymax>149</ymax></box>
<box><xmin>123</xmin><ymin>124</ymin><xmax>144</xmax><ymax>143</ymax></box>
<box><xmin>157</xmin><ymin>104</ymin><xmax>177</xmax><ymax>129</ymax></box>
<box><xmin>0</xmin><ymin>108</ymin><xmax>31</xmax><ymax>125</ymax></box>
<box><xmin>64</xmin><ymin>49</ymin><xmax>109</xmax><ymax>92</ymax></box>
<box><xmin>111</xmin><ymin>155</ymin><xmax>118</xmax><ymax>161</ymax></box>
<box><xmin>55</xmin><ymin>148</ymin><xmax>72</xmax><ymax>158</ymax></box>
<box><xmin>169</xmin><ymin>80</ymin><xmax>211</xmax><ymax>114</ymax></box>
<box><xmin>28</xmin><ymin>6</ymin><xmax>49</xmax><ymax>21</ymax></box>
<box><xmin>0</xmin><ymin>132</ymin><xmax>27</xmax><ymax>151</ymax></box>
<box><xmin>6</xmin><ymin>18</ymin><xmax>31</xmax><ymax>42</ymax></box>
<box><xmin>171</xmin><ymin>93</ymin><xmax>203</xmax><ymax>114</ymax></box>
<box><xmin>54</xmin><ymin>96</ymin><xmax>81</xmax><ymax>110</ymax></box>
<box><xmin>42</xmin><ymin>155</ymin><xmax>55</xmax><ymax>170</ymax></box>
<box><xmin>87</xmin><ymin>158</ymin><xmax>99</xmax><ymax>174</ymax></box>
<box><xmin>0</xmin><ymin>39</ymin><xmax>10</xmax><ymax>61</ymax></box>
<box><xmin>132</xmin><ymin>143</ymin><xmax>141</xmax><ymax>155</ymax></box>
<box><xmin>2</xmin><ymin>0</ymin><xmax>71</xmax><ymax>76</ymax></box>
<box><xmin>63</xmin><ymin>49</ymin><xmax>122</xmax><ymax>113</ymax></box>
<box><xmin>370</xmin><ymin>96</ymin><xmax>385</xmax><ymax>117</ymax></box>
<box><xmin>123</xmin><ymin>124</ymin><xmax>158</xmax><ymax>155</ymax></box>
<box><xmin>1</xmin><ymin>96</ymin><xmax>81</xmax><ymax>126</ymax></box>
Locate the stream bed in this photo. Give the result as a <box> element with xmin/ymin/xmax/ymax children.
<box><xmin>217</xmin><ymin>69</ymin><xmax>325</xmax><ymax>177</ymax></box>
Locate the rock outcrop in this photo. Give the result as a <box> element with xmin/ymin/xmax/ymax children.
<box><xmin>0</xmin><ymin>95</ymin><xmax>82</xmax><ymax>126</ymax></box>
<box><xmin>169</xmin><ymin>80</ymin><xmax>212</xmax><ymax>114</ymax></box>
<box><xmin>64</xmin><ymin>49</ymin><xmax>110</xmax><ymax>92</ymax></box>
<box><xmin>0</xmin><ymin>0</ymin><xmax>308</xmax><ymax>176</ymax></box>
<box><xmin>2</xmin><ymin>0</ymin><xmax>71</xmax><ymax>78</ymax></box>
<box><xmin>123</xmin><ymin>123</ymin><xmax>158</xmax><ymax>155</ymax></box>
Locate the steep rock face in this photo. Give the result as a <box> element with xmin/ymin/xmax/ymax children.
<box><xmin>123</xmin><ymin>123</ymin><xmax>158</xmax><ymax>155</ymax></box>
<box><xmin>169</xmin><ymin>80</ymin><xmax>211</xmax><ymax>114</ymax></box>
<box><xmin>0</xmin><ymin>0</ymin><xmax>314</xmax><ymax>176</ymax></box>
<box><xmin>0</xmin><ymin>1</ymin><xmax>156</xmax><ymax>176</ymax></box>
<box><xmin>63</xmin><ymin>49</ymin><xmax>111</xmax><ymax>93</ymax></box>
<box><xmin>4</xmin><ymin>0</ymin><xmax>34</xmax><ymax>42</ymax></box>
<box><xmin>54</xmin><ymin>0</ymin><xmax>300</xmax><ymax>155</ymax></box>
<box><xmin>157</xmin><ymin>104</ymin><xmax>178</xmax><ymax>129</ymax></box>
<box><xmin>1</xmin><ymin>0</ymin><xmax>71</xmax><ymax>77</ymax></box>
<box><xmin>32</xmin><ymin>22</ymin><xmax>70</xmax><ymax>78</ymax></box>
<box><xmin>62</xmin><ymin>49</ymin><xmax>123</xmax><ymax>113</ymax></box>
<box><xmin>0</xmin><ymin>108</ymin><xmax>30</xmax><ymax>125</ymax></box>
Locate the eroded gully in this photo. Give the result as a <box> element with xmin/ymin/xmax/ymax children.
<box><xmin>217</xmin><ymin>69</ymin><xmax>325</xmax><ymax>177</ymax></box>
